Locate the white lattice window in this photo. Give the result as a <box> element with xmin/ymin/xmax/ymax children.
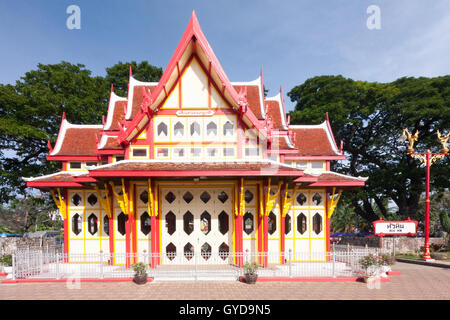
<box><xmin>173</xmin><ymin>121</ymin><xmax>185</xmax><ymax>138</ymax></box>
<box><xmin>296</xmin><ymin>161</ymin><xmax>308</xmax><ymax>170</ymax></box>
<box><xmin>131</xmin><ymin>147</ymin><xmax>148</xmax><ymax>159</ymax></box>
<box><xmin>206</xmin><ymin>147</ymin><xmax>218</xmax><ymax>159</ymax></box>
<box><xmin>311</xmin><ymin>161</ymin><xmax>324</xmax><ymax>170</ymax></box>
<box><xmin>206</xmin><ymin>121</ymin><xmax>218</xmax><ymax>137</ymax></box>
<box><xmin>223</xmin><ymin>147</ymin><xmax>235</xmax><ymax>158</ymax></box>
<box><xmin>156</xmin><ymin>147</ymin><xmax>169</xmax><ymax>159</ymax></box>
<box><xmin>173</xmin><ymin>147</ymin><xmax>186</xmax><ymax>159</ymax></box>
<box><xmin>223</xmin><ymin>121</ymin><xmax>234</xmax><ymax>137</ymax></box>
<box><xmin>190</xmin><ymin>147</ymin><xmax>202</xmax><ymax>159</ymax></box>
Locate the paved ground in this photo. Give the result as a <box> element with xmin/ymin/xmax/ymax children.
<box><xmin>0</xmin><ymin>262</ymin><xmax>448</xmax><ymax>300</ymax></box>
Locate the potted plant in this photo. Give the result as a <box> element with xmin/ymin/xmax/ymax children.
<box><xmin>358</xmin><ymin>253</ymin><xmax>380</xmax><ymax>283</ymax></box>
<box><xmin>243</xmin><ymin>262</ymin><xmax>258</xmax><ymax>284</ymax></box>
<box><xmin>0</xmin><ymin>254</ymin><xmax>12</xmax><ymax>274</ymax></box>
<box><xmin>379</xmin><ymin>253</ymin><xmax>395</xmax><ymax>277</ymax></box>
<box><xmin>132</xmin><ymin>262</ymin><xmax>147</xmax><ymax>285</ymax></box>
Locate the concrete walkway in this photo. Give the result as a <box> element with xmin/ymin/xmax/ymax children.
<box><xmin>0</xmin><ymin>262</ymin><xmax>448</xmax><ymax>300</ymax></box>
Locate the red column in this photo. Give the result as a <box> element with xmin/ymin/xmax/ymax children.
<box><xmin>150</xmin><ymin>179</ymin><xmax>159</xmax><ymax>268</ymax></box>
<box><xmin>108</xmin><ymin>184</ymin><xmax>115</xmax><ymax>265</ymax></box>
<box><xmin>236</xmin><ymin>215</ymin><xmax>243</xmax><ymax>267</ymax></box>
<box><xmin>263</xmin><ymin>215</ymin><xmax>268</xmax><ymax>267</ymax></box>
<box><xmin>235</xmin><ymin>180</ymin><xmax>244</xmax><ymax>267</ymax></box>
<box><xmin>279</xmin><ymin>184</ymin><xmax>286</xmax><ymax>265</ymax></box>
<box><xmin>423</xmin><ymin>151</ymin><xmax>432</xmax><ymax>260</ymax></box>
<box><xmin>124</xmin><ymin>181</ymin><xmax>131</xmax><ymax>268</ymax></box>
<box><xmin>131</xmin><ymin>184</ymin><xmax>137</xmax><ymax>265</ymax></box>
<box><xmin>63</xmin><ymin>189</ymin><xmax>69</xmax><ymax>262</ymax></box>
<box><xmin>325</xmin><ymin>188</ymin><xmax>331</xmax><ymax>262</ymax></box>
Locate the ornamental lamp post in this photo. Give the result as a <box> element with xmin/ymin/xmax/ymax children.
<box><xmin>401</xmin><ymin>129</ymin><xmax>449</xmax><ymax>261</ymax></box>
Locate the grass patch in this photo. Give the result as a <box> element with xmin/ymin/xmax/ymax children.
<box><xmin>395</xmin><ymin>252</ymin><xmax>450</xmax><ymax>261</ymax></box>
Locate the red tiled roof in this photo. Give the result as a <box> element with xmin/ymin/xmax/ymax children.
<box><xmin>130</xmin><ymin>85</ymin><xmax>157</xmax><ymax>120</ymax></box>
<box><xmin>290</xmin><ymin>128</ymin><xmax>337</xmax><ymax>156</ymax></box>
<box><xmin>265</xmin><ymin>100</ymin><xmax>284</xmax><ymax>130</ymax></box>
<box><xmin>52</xmin><ymin>127</ymin><xmax>103</xmax><ymax>156</ymax></box>
<box><xmin>102</xmin><ymin>136</ymin><xmax>122</xmax><ymax>150</ymax></box>
<box><xmin>270</xmin><ymin>135</ymin><xmax>294</xmax><ymax>150</ymax></box>
<box><xmin>304</xmin><ymin>172</ymin><xmax>366</xmax><ymax>182</ymax></box>
<box><xmin>232</xmin><ymin>85</ymin><xmax>263</xmax><ymax>120</ymax></box>
<box><xmin>108</xmin><ymin>100</ymin><xmax>127</xmax><ymax>131</ymax></box>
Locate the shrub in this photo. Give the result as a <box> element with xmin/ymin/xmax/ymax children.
<box><xmin>379</xmin><ymin>253</ymin><xmax>395</xmax><ymax>266</ymax></box>
<box><xmin>359</xmin><ymin>254</ymin><xmax>380</xmax><ymax>270</ymax></box>
<box><xmin>0</xmin><ymin>254</ymin><xmax>12</xmax><ymax>267</ymax></box>
<box><xmin>132</xmin><ymin>262</ymin><xmax>146</xmax><ymax>275</ymax></box>
<box><xmin>243</xmin><ymin>262</ymin><xmax>258</xmax><ymax>275</ymax></box>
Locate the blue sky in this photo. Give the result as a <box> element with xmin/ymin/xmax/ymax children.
<box><xmin>0</xmin><ymin>0</ymin><xmax>449</xmax><ymax>111</ymax></box>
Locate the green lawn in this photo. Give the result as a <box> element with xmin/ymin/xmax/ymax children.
<box><xmin>395</xmin><ymin>252</ymin><xmax>450</xmax><ymax>261</ymax></box>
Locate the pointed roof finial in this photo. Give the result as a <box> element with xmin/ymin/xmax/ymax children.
<box><xmin>260</xmin><ymin>65</ymin><xmax>264</xmax><ymax>91</ymax></box>
<box><xmin>129</xmin><ymin>65</ymin><xmax>133</xmax><ymax>79</ymax></box>
<box><xmin>111</xmin><ymin>83</ymin><xmax>114</xmax><ymax>93</ymax></box>
<box><xmin>62</xmin><ymin>111</ymin><xmax>66</xmax><ymax>121</ymax></box>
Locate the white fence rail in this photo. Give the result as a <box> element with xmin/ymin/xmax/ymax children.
<box><xmin>10</xmin><ymin>249</ymin><xmax>392</xmax><ymax>281</ymax></box>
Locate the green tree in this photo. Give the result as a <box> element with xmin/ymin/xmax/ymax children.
<box><xmin>0</xmin><ymin>196</ymin><xmax>62</xmax><ymax>234</ymax></box>
<box><xmin>288</xmin><ymin>75</ymin><xmax>450</xmax><ymax>224</ymax></box>
<box><xmin>104</xmin><ymin>61</ymin><xmax>162</xmax><ymax>97</ymax></box>
<box><xmin>0</xmin><ymin>60</ymin><xmax>162</xmax><ymax>203</ymax></box>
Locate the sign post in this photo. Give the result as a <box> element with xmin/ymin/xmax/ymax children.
<box><xmin>372</xmin><ymin>218</ymin><xmax>418</xmax><ymax>256</ymax></box>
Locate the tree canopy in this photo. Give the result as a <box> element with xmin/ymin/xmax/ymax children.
<box><xmin>0</xmin><ymin>60</ymin><xmax>162</xmax><ymax>203</ymax></box>
<box><xmin>288</xmin><ymin>75</ymin><xmax>450</xmax><ymax>223</ymax></box>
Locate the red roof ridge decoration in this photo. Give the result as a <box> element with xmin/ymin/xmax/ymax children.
<box><xmin>231</xmin><ymin>75</ymin><xmax>266</xmax><ymax>120</ymax></box>
<box><xmin>125</xmin><ymin>74</ymin><xmax>158</xmax><ymax>120</ymax></box>
<box><xmin>117</xmin><ymin>10</ymin><xmax>266</xmax><ymax>145</ymax></box>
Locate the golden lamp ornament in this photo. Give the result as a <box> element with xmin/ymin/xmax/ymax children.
<box><xmin>437</xmin><ymin>130</ymin><xmax>450</xmax><ymax>154</ymax></box>
<box><xmin>402</xmin><ymin>128</ymin><xmax>419</xmax><ymax>153</ymax></box>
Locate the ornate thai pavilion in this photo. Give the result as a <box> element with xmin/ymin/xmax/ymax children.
<box><xmin>24</xmin><ymin>12</ymin><xmax>367</xmax><ymax>267</ymax></box>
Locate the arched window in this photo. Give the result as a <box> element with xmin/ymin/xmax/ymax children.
<box><xmin>157</xmin><ymin>122</ymin><xmax>168</xmax><ymax>137</ymax></box>
<box><xmin>174</xmin><ymin>121</ymin><xmax>184</xmax><ymax>137</ymax></box>
<box><xmin>190</xmin><ymin>121</ymin><xmax>201</xmax><ymax>136</ymax></box>
<box><xmin>87</xmin><ymin>214</ymin><xmax>98</xmax><ymax>235</ymax></box>
<box><xmin>297</xmin><ymin>213</ymin><xmax>307</xmax><ymax>235</ymax></box>
<box><xmin>117</xmin><ymin>212</ymin><xmax>128</xmax><ymax>236</ymax></box>
<box><xmin>72</xmin><ymin>214</ymin><xmax>82</xmax><ymax>235</ymax></box>
<box><xmin>223</xmin><ymin>121</ymin><xmax>234</xmax><ymax>136</ymax></box>
<box><xmin>207</xmin><ymin>121</ymin><xmax>217</xmax><ymax>136</ymax></box>
<box><xmin>141</xmin><ymin>211</ymin><xmax>151</xmax><ymax>236</ymax></box>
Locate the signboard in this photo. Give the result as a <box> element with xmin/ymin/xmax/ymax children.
<box><xmin>372</xmin><ymin>218</ymin><xmax>418</xmax><ymax>237</ymax></box>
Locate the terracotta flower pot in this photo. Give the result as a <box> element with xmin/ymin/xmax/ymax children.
<box><xmin>133</xmin><ymin>273</ymin><xmax>148</xmax><ymax>285</ymax></box>
<box><xmin>245</xmin><ymin>273</ymin><xmax>258</xmax><ymax>284</ymax></box>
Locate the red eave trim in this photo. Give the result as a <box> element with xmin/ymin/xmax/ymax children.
<box><xmin>293</xmin><ymin>177</ymin><xmax>319</xmax><ymax>183</ymax></box>
<box><xmin>268</xmin><ymin>149</ymin><xmax>298</xmax><ymax>155</ymax></box>
<box><xmin>27</xmin><ymin>181</ymin><xmax>84</xmax><ymax>187</ymax></box>
<box><xmin>285</xmin><ymin>155</ymin><xmax>346</xmax><ymax>160</ymax></box>
<box><xmin>73</xmin><ymin>177</ymin><xmax>99</xmax><ymax>183</ymax></box>
<box><xmin>47</xmin><ymin>156</ymin><xmax>102</xmax><ymax>161</ymax></box>
<box><xmin>90</xmin><ymin>170</ymin><xmax>303</xmax><ymax>178</ymax></box>
<box><xmin>95</xmin><ymin>150</ymin><xmax>125</xmax><ymax>155</ymax></box>
<box><xmin>294</xmin><ymin>180</ymin><xmax>365</xmax><ymax>187</ymax></box>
